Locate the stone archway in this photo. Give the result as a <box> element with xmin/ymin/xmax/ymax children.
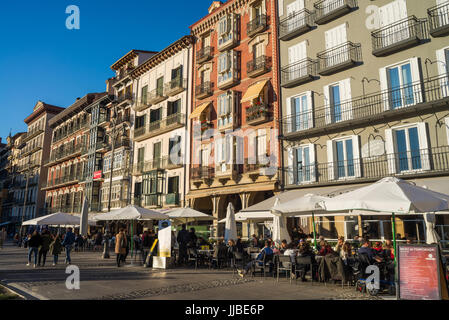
<box><xmin>192</xmin><ymin>196</ymin><xmax>214</xmax><ymax>216</ymax></box>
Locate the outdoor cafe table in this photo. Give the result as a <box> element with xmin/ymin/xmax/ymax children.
<box><xmin>197</xmin><ymin>249</ymin><xmax>213</xmax><ymax>256</ymax></box>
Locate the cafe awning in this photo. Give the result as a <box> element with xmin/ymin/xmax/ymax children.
<box><xmin>189</xmin><ymin>101</ymin><xmax>212</xmax><ymax>119</ymax></box>
<box><xmin>241</xmin><ymin>80</ymin><xmax>268</xmax><ymax>103</ymax></box>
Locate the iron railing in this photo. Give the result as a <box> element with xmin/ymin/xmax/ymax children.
<box><xmin>197</xmin><ymin>46</ymin><xmax>214</xmax><ymax>63</ymax></box>
<box><xmin>52</xmin><ymin>120</ymin><xmax>89</xmax><ymax>143</ymax></box>
<box><xmin>246</xmin><ymin>104</ymin><xmax>271</xmax><ymax>125</ymax></box>
<box><xmin>281</xmin><ymin>58</ymin><xmax>318</xmax><ymax>87</ymax></box>
<box><xmin>164</xmin><ymin>78</ymin><xmax>187</xmax><ymax>96</ymax></box>
<box><xmin>314</xmin><ymin>0</ymin><xmax>357</xmax><ymax>25</ymax></box>
<box><xmin>281</xmin><ymin>74</ymin><xmax>449</xmax><ymax>138</ymax></box>
<box><xmin>45</xmin><ymin>144</ymin><xmax>84</xmax><ymax>166</ymax></box>
<box><xmin>247</xmin><ymin>14</ymin><xmax>267</xmax><ymax>37</ymax></box>
<box><xmin>191</xmin><ymin>166</ymin><xmax>215</xmax><ymax>180</ymax></box>
<box><xmin>195</xmin><ymin>81</ymin><xmax>213</xmax><ymax>99</ymax></box>
<box><xmin>134</xmin><ymin>113</ymin><xmax>185</xmax><ymax>140</ymax></box>
<box><xmin>279</xmin><ymin>9</ymin><xmax>315</xmax><ymax>40</ymax></box>
<box><xmin>133</xmin><ymin>154</ymin><xmax>184</xmax><ymax>175</ymax></box>
<box><xmin>284</xmin><ymin>146</ymin><xmax>449</xmax><ymax>187</ymax></box>
<box><xmin>371</xmin><ymin>16</ymin><xmax>427</xmax><ymax>56</ymax></box>
<box><xmin>23</xmin><ymin>128</ymin><xmax>44</xmax><ymax>142</ymax></box>
<box><xmin>148</xmin><ymin>87</ymin><xmax>167</xmax><ymax>105</ymax></box>
<box><xmin>428</xmin><ymin>3</ymin><xmax>449</xmax><ymax>36</ymax></box>
<box><xmin>317</xmin><ymin>41</ymin><xmax>362</xmax><ymax>75</ymax></box>
<box><xmin>116</xmin><ymin>92</ymin><xmax>133</xmax><ymax>104</ymax></box>
<box><xmin>247</xmin><ymin>55</ymin><xmax>271</xmax><ymax>77</ymax></box>
<box><xmin>43</xmin><ymin>174</ymin><xmax>82</xmax><ymax>189</ymax></box>
<box><xmin>165</xmin><ymin>193</ymin><xmax>180</xmax><ymax>205</ymax></box>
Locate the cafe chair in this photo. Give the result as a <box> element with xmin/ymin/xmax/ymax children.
<box><xmin>277</xmin><ymin>255</ymin><xmax>293</xmax><ymax>284</ymax></box>
<box><xmin>295</xmin><ymin>256</ymin><xmax>313</xmax><ymax>285</ymax></box>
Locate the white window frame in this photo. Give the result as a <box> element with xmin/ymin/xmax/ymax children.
<box><xmin>327</xmin><ymin>135</ymin><xmax>361</xmax><ymax>181</ymax></box>
<box><xmin>285</xmin><ymin>91</ymin><xmax>313</xmax><ymax>133</ymax></box>
<box><xmin>324</xmin><ymin>78</ymin><xmax>352</xmax><ymax>125</ymax></box>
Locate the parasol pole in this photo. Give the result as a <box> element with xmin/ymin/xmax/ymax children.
<box><xmin>392</xmin><ymin>212</ymin><xmax>399</xmax><ymax>299</ymax></box>
<box><xmin>312</xmin><ymin>211</ymin><xmax>317</xmax><ymax>250</ymax></box>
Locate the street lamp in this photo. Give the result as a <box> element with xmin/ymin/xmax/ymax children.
<box><xmin>102</xmin><ymin>103</ymin><xmax>130</xmax><ymax>259</ymax></box>
<box><xmin>19</xmin><ymin>159</ymin><xmax>34</xmax><ymax>239</ymax></box>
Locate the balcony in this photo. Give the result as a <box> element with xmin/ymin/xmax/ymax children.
<box><xmin>44</xmin><ymin>144</ymin><xmax>83</xmax><ymax>167</ymax></box>
<box><xmin>53</xmin><ymin>120</ymin><xmax>89</xmax><ymax>143</ymax></box>
<box><xmin>215</xmin><ymin>163</ymin><xmax>238</xmax><ymax>181</ymax></box>
<box><xmin>22</xmin><ymin>128</ymin><xmax>44</xmax><ymax>143</ymax></box>
<box><xmin>247</xmin><ymin>55</ymin><xmax>271</xmax><ymax>78</ymax></box>
<box><xmin>314</xmin><ymin>0</ymin><xmax>357</xmax><ymax>25</ymax></box>
<box><xmin>142</xmin><ymin>194</ymin><xmax>162</xmax><ymax>208</ymax></box>
<box><xmin>247</xmin><ymin>14</ymin><xmax>267</xmax><ymax>38</ymax></box>
<box><xmin>134</xmin><ymin>100</ymin><xmax>151</xmax><ymax>112</ymax></box>
<box><xmin>42</xmin><ymin>174</ymin><xmax>82</xmax><ymax>190</ymax></box>
<box><xmin>197</xmin><ymin>46</ymin><xmax>214</xmax><ymax>64</ymax></box>
<box><xmin>281</xmin><ymin>58</ymin><xmax>318</xmax><ymax>88</ymax></box>
<box><xmin>217</xmin><ymin>71</ymin><xmax>239</xmax><ymax>90</ymax></box>
<box><xmin>317</xmin><ymin>42</ymin><xmax>361</xmax><ymax>76</ymax></box>
<box><xmin>165</xmin><ymin>193</ymin><xmax>180</xmax><ymax>206</ymax></box>
<box><xmin>103</xmin><ymin>168</ymin><xmax>130</xmax><ymax>180</ymax></box>
<box><xmin>195</xmin><ymin>82</ymin><xmax>213</xmax><ymax>99</ymax></box>
<box><xmin>115</xmin><ymin>114</ymin><xmax>131</xmax><ymax>126</ymax></box>
<box><xmin>133</xmin><ymin>155</ymin><xmax>184</xmax><ymax>176</ymax></box>
<box><xmin>371</xmin><ymin>16</ymin><xmax>426</xmax><ymax>57</ymax></box>
<box><xmin>115</xmin><ymin>92</ymin><xmax>133</xmax><ymax>106</ymax></box>
<box><xmin>279</xmin><ymin>9</ymin><xmax>315</xmax><ymax>41</ymax></box>
<box><xmin>244</xmin><ymin>159</ymin><xmax>274</xmax><ymax>178</ymax></box>
<box><xmin>191</xmin><ymin>166</ymin><xmax>215</xmax><ymax>183</ymax></box>
<box><xmin>428</xmin><ymin>3</ymin><xmax>449</xmax><ymax>37</ymax></box>
<box><xmin>134</xmin><ymin>113</ymin><xmax>185</xmax><ymax>142</ymax></box>
<box><xmin>148</xmin><ymin>88</ymin><xmax>167</xmax><ymax>105</ymax></box>
<box><xmin>20</xmin><ymin>145</ymin><xmax>43</xmax><ymax>157</ymax></box>
<box><xmin>246</xmin><ymin>104</ymin><xmax>271</xmax><ymax>126</ymax></box>
<box><xmin>164</xmin><ymin>78</ymin><xmax>187</xmax><ymax>97</ymax></box>
<box><xmin>284</xmin><ymin>146</ymin><xmax>449</xmax><ymax>188</ymax></box>
<box><xmin>281</xmin><ymin>74</ymin><xmax>449</xmax><ymax>140</ymax></box>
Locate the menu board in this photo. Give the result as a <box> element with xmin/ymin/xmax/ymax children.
<box><xmin>398</xmin><ymin>245</ymin><xmax>445</xmax><ymax>300</ymax></box>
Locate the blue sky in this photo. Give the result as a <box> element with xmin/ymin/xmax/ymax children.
<box><xmin>0</xmin><ymin>0</ymin><xmax>212</xmax><ymax>141</ymax></box>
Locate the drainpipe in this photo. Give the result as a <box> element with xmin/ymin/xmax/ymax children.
<box><xmin>184</xmin><ymin>42</ymin><xmax>193</xmax><ymax>208</ymax></box>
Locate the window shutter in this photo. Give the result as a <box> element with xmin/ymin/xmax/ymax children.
<box><xmin>326</xmin><ymin>140</ymin><xmax>336</xmax><ymax>180</ymax></box>
<box><xmin>341</xmin><ymin>78</ymin><xmax>353</xmax><ymax>121</ymax></box>
<box><xmin>385</xmin><ymin>129</ymin><xmax>397</xmax><ymax>174</ymax></box>
<box><xmin>306</xmin><ymin>91</ymin><xmax>314</xmax><ymax>130</ymax></box>
<box><xmin>409</xmin><ymin>57</ymin><xmax>423</xmax><ymax>104</ymax></box>
<box><xmin>352</xmin><ymin>135</ymin><xmax>362</xmax><ymax>178</ymax></box>
<box><xmin>287</xmin><ymin>147</ymin><xmax>294</xmax><ymax>185</ymax></box>
<box><xmin>436</xmin><ymin>48</ymin><xmax>449</xmax><ymax>98</ymax></box>
<box><xmin>417</xmin><ymin>122</ymin><xmax>431</xmax><ymax>171</ymax></box>
<box><xmin>285</xmin><ymin>96</ymin><xmax>292</xmax><ymax>133</ymax></box>
<box><xmin>215</xmin><ymin>138</ymin><xmax>220</xmax><ymax>165</ymax></box>
<box><xmin>226</xmin><ymin>93</ymin><xmax>232</xmax><ymax>114</ymax></box>
<box><xmin>309</xmin><ymin>143</ymin><xmax>316</xmax><ymax>182</ymax></box>
<box><xmin>227</xmin><ymin>15</ymin><xmax>232</xmax><ymax>33</ymax></box>
<box><xmin>379</xmin><ymin>66</ymin><xmax>390</xmax><ymax>111</ymax></box>
<box><xmin>446</xmin><ymin>118</ymin><xmax>449</xmax><ymax>145</ymax></box>
<box><xmin>278</xmin><ymin>0</ymin><xmax>284</xmax><ymax>17</ymax></box>
<box><xmin>324</xmin><ymin>85</ymin><xmax>332</xmax><ymax>124</ymax></box>
<box><xmin>226</xmin><ymin>52</ymin><xmax>232</xmax><ymax>71</ymax></box>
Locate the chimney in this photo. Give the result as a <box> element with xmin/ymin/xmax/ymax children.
<box><xmin>208</xmin><ymin>1</ymin><xmax>222</xmax><ymax>14</ymax></box>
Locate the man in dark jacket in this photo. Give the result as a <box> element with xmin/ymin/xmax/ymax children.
<box><xmin>38</xmin><ymin>229</ymin><xmax>52</xmax><ymax>267</ymax></box>
<box><xmin>177</xmin><ymin>225</ymin><xmax>190</xmax><ymax>265</ymax></box>
<box><xmin>62</xmin><ymin>227</ymin><xmax>75</xmax><ymax>265</ymax></box>
<box><xmin>27</xmin><ymin>231</ymin><xmax>42</xmax><ymax>268</ymax></box>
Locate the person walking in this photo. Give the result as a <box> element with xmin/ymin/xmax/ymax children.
<box><xmin>141</xmin><ymin>230</ymin><xmax>151</xmax><ymax>266</ymax></box>
<box><xmin>38</xmin><ymin>229</ymin><xmax>52</xmax><ymax>267</ymax></box>
<box><xmin>61</xmin><ymin>227</ymin><xmax>75</xmax><ymax>265</ymax></box>
<box><xmin>27</xmin><ymin>231</ymin><xmax>42</xmax><ymax>268</ymax></box>
<box><xmin>0</xmin><ymin>227</ymin><xmax>6</xmax><ymax>249</ymax></box>
<box><xmin>115</xmin><ymin>228</ymin><xmax>127</xmax><ymax>267</ymax></box>
<box><xmin>177</xmin><ymin>225</ymin><xmax>189</xmax><ymax>265</ymax></box>
<box><xmin>49</xmin><ymin>234</ymin><xmax>63</xmax><ymax>266</ymax></box>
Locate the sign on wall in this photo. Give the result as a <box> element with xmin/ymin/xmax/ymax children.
<box><xmin>93</xmin><ymin>170</ymin><xmax>102</xmax><ymax>180</ymax></box>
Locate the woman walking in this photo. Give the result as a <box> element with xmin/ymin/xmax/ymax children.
<box><xmin>115</xmin><ymin>228</ymin><xmax>127</xmax><ymax>267</ymax></box>
<box><xmin>27</xmin><ymin>231</ymin><xmax>42</xmax><ymax>268</ymax></box>
<box><xmin>38</xmin><ymin>229</ymin><xmax>52</xmax><ymax>267</ymax></box>
<box><xmin>49</xmin><ymin>234</ymin><xmax>63</xmax><ymax>266</ymax></box>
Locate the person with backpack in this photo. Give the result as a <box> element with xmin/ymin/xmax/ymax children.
<box><xmin>49</xmin><ymin>234</ymin><xmax>63</xmax><ymax>265</ymax></box>
<box><xmin>38</xmin><ymin>229</ymin><xmax>52</xmax><ymax>267</ymax></box>
<box><xmin>115</xmin><ymin>228</ymin><xmax>127</xmax><ymax>267</ymax></box>
<box><xmin>61</xmin><ymin>227</ymin><xmax>75</xmax><ymax>265</ymax></box>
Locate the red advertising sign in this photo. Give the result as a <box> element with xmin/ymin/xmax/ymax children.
<box><xmin>93</xmin><ymin>170</ymin><xmax>102</xmax><ymax>180</ymax></box>
<box><xmin>398</xmin><ymin>245</ymin><xmax>443</xmax><ymax>300</ymax></box>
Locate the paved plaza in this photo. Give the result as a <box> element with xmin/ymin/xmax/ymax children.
<box><xmin>0</xmin><ymin>241</ymin><xmax>385</xmax><ymax>300</ymax></box>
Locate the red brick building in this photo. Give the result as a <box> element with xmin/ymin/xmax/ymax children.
<box><xmin>188</xmin><ymin>0</ymin><xmax>281</xmax><ymax>237</ymax></box>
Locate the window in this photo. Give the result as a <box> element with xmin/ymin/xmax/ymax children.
<box><xmin>135</xmin><ymin>115</ymin><xmax>146</xmax><ymax>129</ymax></box>
<box><xmin>385</xmin><ymin>123</ymin><xmax>430</xmax><ymax>173</ymax></box>
<box><xmin>167</xmin><ymin>176</ymin><xmax>179</xmax><ymax>194</ymax></box>
<box><xmin>324</xmin><ymin>23</ymin><xmax>348</xmax><ymax>66</ymax></box>
<box><xmin>377</xmin><ymin>0</ymin><xmax>408</xmax><ymax>46</ymax></box>
<box><xmin>156</xmin><ymin>77</ymin><xmax>164</xmax><ymax>96</ymax></box>
<box><xmin>256</xmin><ymin>130</ymin><xmax>267</xmax><ymax>163</ymax></box>
<box><xmin>324</xmin><ymin>79</ymin><xmax>352</xmax><ymax>124</ymax></box>
<box><xmin>167</xmin><ymin>99</ymin><xmax>181</xmax><ymax>116</ymax></box>
<box><xmin>150</xmin><ymin>108</ymin><xmax>161</xmax><ymax>123</ymax></box>
<box><xmin>141</xmin><ymin>85</ymin><xmax>148</xmax><ymax>104</ymax></box>
<box><xmin>287</xmin><ymin>144</ymin><xmax>315</xmax><ymax>184</ymax></box>
<box><xmin>215</xmin><ymin>135</ymin><xmax>234</xmax><ymax>172</ymax></box>
<box><xmin>327</xmin><ymin>136</ymin><xmax>361</xmax><ymax>180</ymax></box>
<box><xmin>287</xmin><ymin>41</ymin><xmax>307</xmax><ymax>80</ymax></box>
<box><xmin>379</xmin><ymin>58</ymin><xmax>422</xmax><ymax>110</ymax></box>
<box><xmin>218</xmin><ymin>51</ymin><xmax>238</xmax><ymax>85</ymax></box>
<box><xmin>169</xmin><ymin>136</ymin><xmax>182</xmax><ymax>164</ymax></box>
<box><xmin>217</xmin><ymin>91</ymin><xmax>234</xmax><ymax>128</ymax></box>
<box><xmin>445</xmin><ymin>118</ymin><xmax>449</xmax><ymax>145</ymax></box>
<box><xmin>286</xmin><ymin>0</ymin><xmax>305</xmax><ymax>32</ymax></box>
<box><xmin>287</xmin><ymin>91</ymin><xmax>313</xmax><ymax>132</ymax></box>
<box><xmin>171</xmin><ymin>66</ymin><xmax>183</xmax><ymax>81</ymax></box>
<box><xmin>436</xmin><ymin>46</ymin><xmax>449</xmax><ymax>98</ymax></box>
<box><xmin>218</xmin><ymin>14</ymin><xmax>235</xmax><ymax>47</ymax></box>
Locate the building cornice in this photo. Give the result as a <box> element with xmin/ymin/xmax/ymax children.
<box><xmin>24</xmin><ymin>102</ymin><xmax>64</xmax><ymax>124</ymax></box>
<box><xmin>110</xmin><ymin>50</ymin><xmax>158</xmax><ymax>71</ymax></box>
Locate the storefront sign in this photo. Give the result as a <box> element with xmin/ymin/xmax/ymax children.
<box><xmin>158</xmin><ymin>226</ymin><xmax>171</xmax><ymax>258</ymax></box>
<box><xmin>93</xmin><ymin>170</ymin><xmax>102</xmax><ymax>180</ymax></box>
<box><xmin>398</xmin><ymin>244</ymin><xmax>448</xmax><ymax>300</ymax></box>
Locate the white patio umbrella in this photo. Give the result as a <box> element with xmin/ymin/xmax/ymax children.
<box><xmin>94</xmin><ymin>205</ymin><xmax>168</xmax><ymax>221</ymax></box>
<box><xmin>424</xmin><ymin>213</ymin><xmax>441</xmax><ymax>244</ymax></box>
<box><xmin>79</xmin><ymin>197</ymin><xmax>89</xmax><ymax>236</ymax></box>
<box><xmin>271</xmin><ymin>198</ymin><xmax>291</xmax><ymax>245</ymax></box>
<box><xmin>224</xmin><ymin>203</ymin><xmax>237</xmax><ymax>242</ymax></box>
<box><xmin>167</xmin><ymin>207</ymin><xmax>215</xmax><ymax>225</ymax></box>
<box><xmin>322</xmin><ymin>177</ymin><xmax>449</xmax><ymax>263</ymax></box>
<box><xmin>271</xmin><ymin>194</ymin><xmax>331</xmax><ymax>249</ymax></box>
<box><xmin>22</xmin><ymin>212</ymin><xmax>81</xmax><ymax>226</ymax></box>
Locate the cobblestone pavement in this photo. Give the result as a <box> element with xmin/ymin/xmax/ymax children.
<box><xmin>0</xmin><ymin>242</ymin><xmax>383</xmax><ymax>300</ymax></box>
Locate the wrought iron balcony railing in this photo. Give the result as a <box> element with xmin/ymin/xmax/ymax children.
<box><xmin>165</xmin><ymin>193</ymin><xmax>180</xmax><ymax>206</ymax></box>
<box><xmin>428</xmin><ymin>3</ymin><xmax>449</xmax><ymax>37</ymax></box>
<box><xmin>44</xmin><ymin>144</ymin><xmax>84</xmax><ymax>166</ymax></box>
<box><xmin>247</xmin><ymin>14</ymin><xmax>267</xmax><ymax>37</ymax></box>
<box><xmin>195</xmin><ymin>81</ymin><xmax>213</xmax><ymax>99</ymax></box>
<box><xmin>164</xmin><ymin>78</ymin><xmax>187</xmax><ymax>96</ymax></box>
<box><xmin>134</xmin><ymin>113</ymin><xmax>185</xmax><ymax>142</ymax></box>
<box><xmin>116</xmin><ymin>92</ymin><xmax>133</xmax><ymax>105</ymax></box>
<box><xmin>281</xmin><ymin>58</ymin><xmax>318</xmax><ymax>88</ymax></box>
<box><xmin>247</xmin><ymin>55</ymin><xmax>271</xmax><ymax>78</ymax></box>
<box><xmin>279</xmin><ymin>9</ymin><xmax>315</xmax><ymax>41</ymax></box>
<box><xmin>133</xmin><ymin>154</ymin><xmax>184</xmax><ymax>175</ymax></box>
<box><xmin>22</xmin><ymin>128</ymin><xmax>44</xmax><ymax>143</ymax></box>
<box><xmin>246</xmin><ymin>104</ymin><xmax>271</xmax><ymax>126</ymax></box>
<box><xmin>371</xmin><ymin>16</ymin><xmax>426</xmax><ymax>57</ymax></box>
<box><xmin>317</xmin><ymin>41</ymin><xmax>361</xmax><ymax>75</ymax></box>
<box><xmin>280</xmin><ymin>74</ymin><xmax>449</xmax><ymax>139</ymax></box>
<box><xmin>148</xmin><ymin>88</ymin><xmax>167</xmax><ymax>105</ymax></box>
<box><xmin>52</xmin><ymin>120</ymin><xmax>89</xmax><ymax>143</ymax></box>
<box><xmin>284</xmin><ymin>146</ymin><xmax>449</xmax><ymax>187</ymax></box>
<box><xmin>197</xmin><ymin>46</ymin><xmax>214</xmax><ymax>64</ymax></box>
<box><xmin>314</xmin><ymin>0</ymin><xmax>357</xmax><ymax>25</ymax></box>
<box><xmin>191</xmin><ymin>166</ymin><xmax>215</xmax><ymax>181</ymax></box>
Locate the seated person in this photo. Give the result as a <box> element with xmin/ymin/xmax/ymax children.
<box><xmin>238</xmin><ymin>241</ymin><xmax>273</xmax><ymax>277</ymax></box>
<box><xmin>295</xmin><ymin>241</ymin><xmax>315</xmax><ymax>281</ymax></box>
<box><xmin>317</xmin><ymin>240</ymin><xmax>335</xmax><ymax>256</ymax></box>
<box><xmin>373</xmin><ymin>241</ymin><xmax>383</xmax><ymax>253</ymax></box>
<box><xmin>334</xmin><ymin>236</ymin><xmax>345</xmax><ymax>253</ymax></box>
<box><xmin>283</xmin><ymin>243</ymin><xmax>297</xmax><ymax>263</ymax></box>
<box><xmin>358</xmin><ymin>238</ymin><xmax>383</xmax><ymax>263</ymax></box>
<box><xmin>249</xmin><ymin>234</ymin><xmax>260</xmax><ymax>248</ymax></box>
<box><xmin>279</xmin><ymin>240</ymin><xmax>288</xmax><ymax>254</ymax></box>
